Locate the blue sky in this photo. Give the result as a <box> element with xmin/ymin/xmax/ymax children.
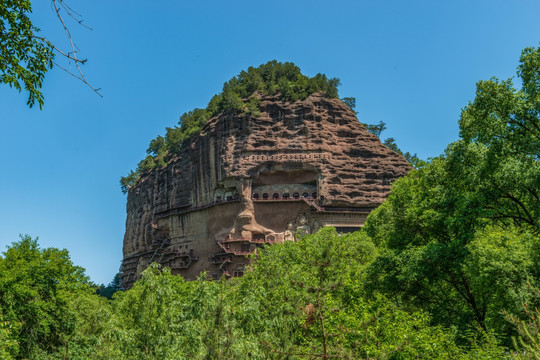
<box><xmin>1</xmin><ymin>0</ymin><xmax>539</xmax><ymax>285</ymax></box>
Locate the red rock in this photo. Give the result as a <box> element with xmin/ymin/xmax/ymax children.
<box><xmin>121</xmin><ymin>93</ymin><xmax>411</xmax><ymax>288</ymax></box>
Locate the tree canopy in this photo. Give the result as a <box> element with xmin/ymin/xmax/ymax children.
<box><xmin>0</xmin><ymin>235</ymin><xmax>89</xmax><ymax>358</ymax></box>
<box><xmin>0</xmin><ymin>231</ymin><xmax>510</xmax><ymax>359</ymax></box>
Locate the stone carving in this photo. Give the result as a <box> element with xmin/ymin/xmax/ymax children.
<box><xmin>283</xmin><ymin>222</ymin><xmax>295</xmax><ymax>242</ymax></box>
<box><xmin>121</xmin><ymin>93</ymin><xmax>411</xmax><ymax>288</ymax></box>
<box><xmin>295</xmin><ymin>215</ymin><xmax>311</xmax><ymax>237</ymax></box>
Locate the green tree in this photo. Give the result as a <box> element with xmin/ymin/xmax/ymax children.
<box><xmin>1</xmin><ymin>0</ymin><xmax>100</xmax><ymax>108</ymax></box>
<box><xmin>146</xmin><ymin>135</ymin><xmax>166</xmax><ymax>157</ymax></box>
<box><xmin>384</xmin><ymin>137</ymin><xmax>424</xmax><ymax>168</ymax></box>
<box><xmin>96</xmin><ymin>272</ymin><xmax>123</xmax><ymax>299</ymax></box>
<box><xmin>364</xmin><ymin>45</ymin><xmax>540</xmax><ymax>343</ymax></box>
<box><xmin>240</xmin><ymin>227</ymin><xmax>483</xmax><ymax>359</ymax></box>
<box><xmin>0</xmin><ymin>230</ymin><xmax>510</xmax><ymax>359</ymax></box>
<box><xmin>362</xmin><ymin>120</ymin><xmax>387</xmax><ymax>138</ymax></box>
<box><xmin>53</xmin><ymin>288</ymin><xmax>117</xmax><ymax>360</ymax></box>
<box><xmin>120</xmin><ymin>170</ymin><xmax>140</xmax><ymax>194</ymax></box>
<box><xmin>109</xmin><ymin>264</ymin><xmax>183</xmax><ymax>359</ymax></box>
<box><xmin>457</xmin><ymin>46</ymin><xmax>540</xmax><ymax>232</ymax></box>
<box><xmin>0</xmin><ymin>311</ymin><xmax>19</xmax><ymax>360</ymax></box>
<box><xmin>341</xmin><ymin>96</ymin><xmax>357</xmax><ymax>114</ymax></box>
<box><xmin>365</xmin><ymin>154</ymin><xmax>539</xmax><ymax>340</ymax></box>
<box><xmin>0</xmin><ymin>235</ymin><xmax>88</xmax><ymax>358</ymax></box>
<box><xmin>508</xmin><ymin>285</ymin><xmax>540</xmax><ymax>359</ymax></box>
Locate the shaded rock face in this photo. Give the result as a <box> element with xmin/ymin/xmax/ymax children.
<box><xmin>121</xmin><ymin>93</ymin><xmax>411</xmax><ymax>287</ymax></box>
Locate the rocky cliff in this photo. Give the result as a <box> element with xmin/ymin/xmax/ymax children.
<box><xmin>121</xmin><ymin>93</ymin><xmax>411</xmax><ymax>287</ymax></box>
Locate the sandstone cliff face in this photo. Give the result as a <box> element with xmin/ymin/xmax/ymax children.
<box><xmin>121</xmin><ymin>93</ymin><xmax>411</xmax><ymax>287</ymax></box>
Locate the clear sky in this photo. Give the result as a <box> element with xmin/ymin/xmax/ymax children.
<box><xmin>1</xmin><ymin>0</ymin><xmax>539</xmax><ymax>285</ymax></box>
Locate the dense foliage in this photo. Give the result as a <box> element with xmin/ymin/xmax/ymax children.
<box><xmin>0</xmin><ymin>231</ymin><xmax>510</xmax><ymax>359</ymax></box>
<box><xmin>0</xmin><ymin>235</ymin><xmax>88</xmax><ymax>359</ymax></box>
<box><xmin>121</xmin><ymin>61</ymin><xmax>341</xmax><ymax>193</ymax></box>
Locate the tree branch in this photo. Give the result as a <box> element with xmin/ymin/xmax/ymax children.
<box><xmin>33</xmin><ymin>36</ymin><xmax>87</xmax><ymax>64</ymax></box>
<box><xmin>49</xmin><ymin>0</ymin><xmax>102</xmax><ymax>97</ymax></box>
<box><xmin>56</xmin><ymin>0</ymin><xmax>93</xmax><ymax>30</ymax></box>
<box><xmin>52</xmin><ymin>61</ymin><xmax>102</xmax><ymax>96</ymax></box>
<box><xmin>503</xmin><ymin>193</ymin><xmax>536</xmax><ymax>228</ymax></box>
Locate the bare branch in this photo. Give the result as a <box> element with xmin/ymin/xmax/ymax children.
<box><xmin>33</xmin><ymin>36</ymin><xmax>87</xmax><ymax>64</ymax></box>
<box><xmin>53</xmin><ymin>61</ymin><xmax>102</xmax><ymax>97</ymax></box>
<box><xmin>56</xmin><ymin>0</ymin><xmax>93</xmax><ymax>30</ymax></box>
<box><xmin>48</xmin><ymin>0</ymin><xmax>101</xmax><ymax>97</ymax></box>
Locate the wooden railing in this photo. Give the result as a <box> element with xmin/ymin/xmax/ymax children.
<box><xmin>154</xmin><ymin>196</ymin><xmax>241</xmax><ymax>220</ymax></box>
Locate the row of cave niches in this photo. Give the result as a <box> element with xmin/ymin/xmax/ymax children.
<box><xmin>252</xmin><ymin>192</ymin><xmax>317</xmax><ymax>201</ymax></box>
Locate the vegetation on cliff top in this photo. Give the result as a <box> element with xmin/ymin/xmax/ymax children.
<box><xmin>120</xmin><ymin>60</ymin><xmax>341</xmax><ymax>193</ymax></box>
<box><xmin>119</xmin><ymin>61</ymin><xmax>417</xmax><ymax>194</ymax></box>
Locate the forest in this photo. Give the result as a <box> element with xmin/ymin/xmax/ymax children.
<box><xmin>1</xmin><ymin>45</ymin><xmax>539</xmax><ymax>359</ymax></box>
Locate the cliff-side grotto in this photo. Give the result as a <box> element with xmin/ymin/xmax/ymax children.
<box><xmin>121</xmin><ymin>92</ymin><xmax>411</xmax><ymax>288</ymax></box>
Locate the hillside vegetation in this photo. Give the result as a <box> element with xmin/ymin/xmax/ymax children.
<box><xmin>1</xmin><ymin>46</ymin><xmax>539</xmax><ymax>359</ymax></box>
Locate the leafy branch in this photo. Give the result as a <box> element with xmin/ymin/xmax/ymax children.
<box><xmin>0</xmin><ymin>0</ymin><xmax>101</xmax><ymax>109</ymax></box>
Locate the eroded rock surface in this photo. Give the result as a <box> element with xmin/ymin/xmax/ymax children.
<box><xmin>121</xmin><ymin>93</ymin><xmax>411</xmax><ymax>287</ymax></box>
